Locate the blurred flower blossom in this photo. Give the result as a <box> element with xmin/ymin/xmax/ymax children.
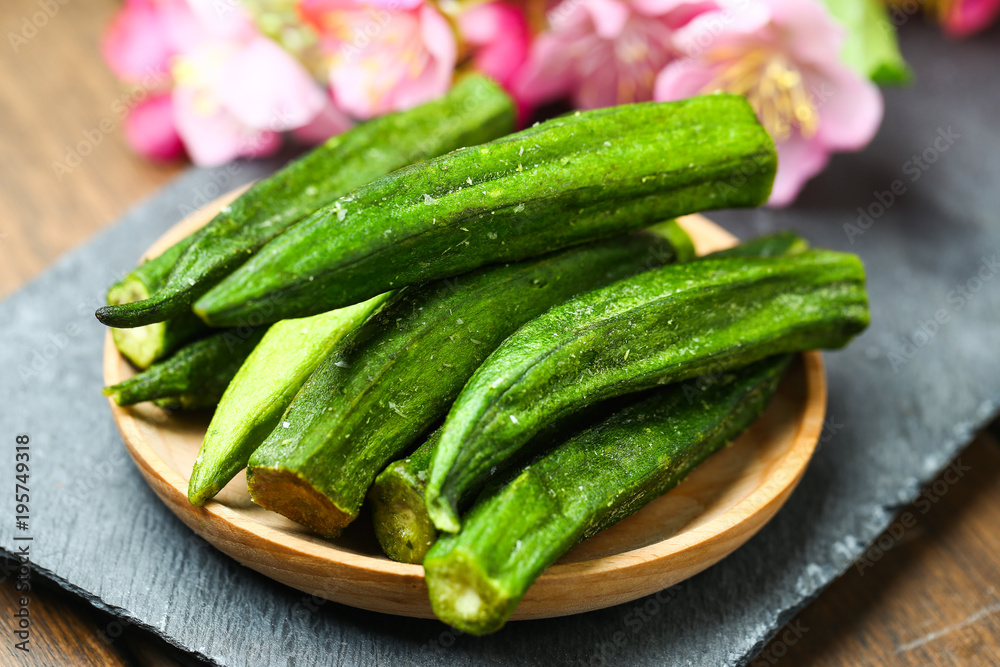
<box><xmin>300</xmin><ymin>0</ymin><xmax>457</xmax><ymax>119</ymax></box>
<box><xmin>124</xmin><ymin>93</ymin><xmax>186</xmax><ymax>161</ymax></box>
<box><xmin>102</xmin><ymin>0</ymin><xmax>910</xmax><ymax>207</ymax></box>
<box><xmin>458</xmin><ymin>1</ymin><xmax>531</xmax><ymax>90</ymax></box>
<box><xmin>656</xmin><ymin>0</ymin><xmax>883</xmax><ymax>205</ymax></box>
<box><xmin>104</xmin><ymin>0</ymin><xmax>339</xmax><ymax>165</ymax></box>
<box><xmin>514</xmin><ymin>0</ymin><xmax>717</xmax><ymax>110</ymax></box>
<box><xmin>910</xmin><ymin>0</ymin><xmax>1000</xmax><ymax>37</ymax></box>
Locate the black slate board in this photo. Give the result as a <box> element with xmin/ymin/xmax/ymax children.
<box><xmin>3</xmin><ymin>22</ymin><xmax>999</xmax><ymax>667</ymax></box>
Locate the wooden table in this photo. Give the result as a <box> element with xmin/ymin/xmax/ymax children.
<box><xmin>2</xmin><ymin>1</ymin><xmax>999</xmax><ymax>664</ymax></box>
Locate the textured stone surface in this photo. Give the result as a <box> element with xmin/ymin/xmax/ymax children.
<box><xmin>1</xmin><ymin>23</ymin><xmax>998</xmax><ymax>667</ymax></box>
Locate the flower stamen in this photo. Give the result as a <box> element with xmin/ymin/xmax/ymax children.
<box><xmin>701</xmin><ymin>47</ymin><xmax>818</xmax><ymax>142</ymax></box>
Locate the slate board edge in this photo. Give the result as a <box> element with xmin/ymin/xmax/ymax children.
<box><xmin>736</xmin><ymin>398</ymin><xmax>998</xmax><ymax>665</ymax></box>
<box><xmin>10</xmin><ymin>393</ymin><xmax>991</xmax><ymax>667</ymax></box>
<box><xmin>0</xmin><ymin>554</ymin><xmax>218</xmax><ymax>666</ymax></box>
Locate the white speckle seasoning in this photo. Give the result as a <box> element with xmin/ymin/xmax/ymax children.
<box><xmin>515</xmin><ymin>540</ymin><xmax>522</xmax><ymax>550</ymax></box>
<box><xmin>518</xmin><ymin>146</ymin><xmax>524</xmax><ymax>156</ymax></box>
<box><xmin>490</xmin><ymin>466</ymin><xmax>497</xmax><ymax>475</ymax></box>
<box><xmin>488</xmin><ymin>231</ymin><xmax>497</xmax><ymax>239</ymax></box>
<box><xmin>282</xmin><ymin>421</ymin><xmax>290</xmax><ymax>429</ymax></box>
<box><xmin>510</xmin><ymin>415</ymin><xmax>519</xmax><ymax>425</ymax></box>
<box><xmin>514</xmin><ymin>203</ymin><xmax>525</xmax><ymax>213</ymax></box>
<box><xmin>466</xmin><ymin>177</ymin><xmax>473</xmax><ymax>185</ymax></box>
<box><xmin>334</xmin><ymin>360</ymin><xmax>349</xmax><ymax>368</ymax></box>
<box><xmin>423</xmin><ymin>193</ymin><xmax>436</xmax><ymax>205</ymax></box>
<box><xmin>336</xmin><ymin>207</ymin><xmax>347</xmax><ymax>222</ymax></box>
<box><xmin>304</xmin><ymin>186</ymin><xmax>318</xmax><ymax>197</ymax></box>
<box><xmin>603</xmin><ymin>141</ymin><xmax>611</xmax><ymax>148</ymax></box>
<box><xmin>187</xmin><ymin>278</ymin><xmax>195</xmax><ymax>286</ymax></box>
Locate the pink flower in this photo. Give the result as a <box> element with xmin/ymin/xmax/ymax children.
<box><xmin>102</xmin><ymin>0</ymin><xmax>188</xmax><ymax>84</ymax></box>
<box><xmin>934</xmin><ymin>0</ymin><xmax>1000</xmax><ymax>38</ymax></box>
<box><xmin>458</xmin><ymin>2</ymin><xmax>531</xmax><ymax>90</ymax></box>
<box><xmin>514</xmin><ymin>0</ymin><xmax>717</xmax><ymax>110</ymax></box>
<box><xmin>125</xmin><ymin>93</ymin><xmax>185</xmax><ymax>161</ymax></box>
<box><xmin>301</xmin><ymin>0</ymin><xmax>457</xmax><ymax>119</ymax></box>
<box><xmin>171</xmin><ymin>2</ymin><xmax>334</xmax><ymax>165</ymax></box>
<box><xmin>103</xmin><ymin>0</ymin><xmax>343</xmax><ymax>165</ymax></box>
<box><xmin>292</xmin><ymin>93</ymin><xmax>356</xmax><ymax>144</ymax></box>
<box><xmin>656</xmin><ymin>0</ymin><xmax>883</xmax><ymax>206</ymax></box>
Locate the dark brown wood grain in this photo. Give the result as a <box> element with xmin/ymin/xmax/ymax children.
<box><xmin>0</xmin><ymin>576</ymin><xmax>132</xmax><ymax>667</ymax></box>
<box><xmin>760</xmin><ymin>433</ymin><xmax>1000</xmax><ymax>666</ymax></box>
<box><xmin>2</xmin><ymin>1</ymin><xmax>999</xmax><ymax>665</ymax></box>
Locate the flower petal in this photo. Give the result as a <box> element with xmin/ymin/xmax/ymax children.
<box><xmin>944</xmin><ymin>0</ymin><xmax>1000</xmax><ymax>37</ymax></box>
<box><xmin>173</xmin><ymin>86</ymin><xmax>281</xmax><ymax>166</ymax></box>
<box><xmin>512</xmin><ymin>32</ymin><xmax>580</xmax><ymax>107</ymax></box>
<box><xmin>763</xmin><ymin>0</ymin><xmax>845</xmax><ymax>69</ymax></box>
<box><xmin>653</xmin><ymin>58</ymin><xmax>716</xmax><ymax>100</ymax></box>
<box><xmin>584</xmin><ymin>0</ymin><xmax>633</xmax><ymax>39</ymax></box>
<box><xmin>102</xmin><ymin>0</ymin><xmax>175</xmax><ymax>84</ymax></box>
<box><xmin>291</xmin><ymin>95</ymin><xmax>353</xmax><ymax>144</ymax></box>
<box><xmin>217</xmin><ymin>37</ymin><xmax>326</xmax><ymax>131</ymax></box>
<box><xmin>810</xmin><ymin>62</ymin><xmax>883</xmax><ymax>151</ymax></box>
<box><xmin>459</xmin><ymin>2</ymin><xmax>531</xmax><ymax>89</ymax></box>
<box><xmin>328</xmin><ymin>6</ymin><xmax>455</xmax><ymax>118</ymax></box>
<box><xmin>769</xmin><ymin>134</ymin><xmax>829</xmax><ymax>206</ymax></box>
<box><xmin>124</xmin><ymin>93</ymin><xmax>185</xmax><ymax>162</ymax></box>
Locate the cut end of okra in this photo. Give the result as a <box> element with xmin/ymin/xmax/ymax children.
<box><xmin>110</xmin><ymin>324</ymin><xmax>167</xmax><ymax>370</ymax></box>
<box><xmin>424</xmin><ymin>548</ymin><xmax>514</xmax><ymax>635</ymax></box>
<box><xmin>108</xmin><ymin>276</ymin><xmax>167</xmax><ymax>369</ymax></box>
<box><xmin>246</xmin><ymin>465</ymin><xmax>352</xmax><ymax>539</ymax></box>
<box><xmin>101</xmin><ymin>384</ymin><xmax>125</xmax><ymax>404</ymax></box>
<box><xmin>368</xmin><ymin>465</ymin><xmax>438</xmax><ymax>564</ymax></box>
<box><xmin>425</xmin><ymin>492</ymin><xmax>462</xmax><ymax>535</ymax></box>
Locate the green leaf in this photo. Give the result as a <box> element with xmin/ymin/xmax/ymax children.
<box><xmin>819</xmin><ymin>0</ymin><xmax>912</xmax><ymax>85</ymax></box>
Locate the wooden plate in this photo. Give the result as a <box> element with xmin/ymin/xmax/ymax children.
<box><xmin>104</xmin><ymin>190</ymin><xmax>826</xmax><ymax>621</ymax></box>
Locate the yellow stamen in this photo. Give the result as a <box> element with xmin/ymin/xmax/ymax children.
<box><xmin>701</xmin><ymin>47</ymin><xmax>819</xmax><ymax>142</ymax></box>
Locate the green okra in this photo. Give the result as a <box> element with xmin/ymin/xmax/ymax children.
<box><xmin>187</xmin><ymin>294</ymin><xmax>391</xmax><ymax>506</ymax></box>
<box><xmin>425</xmin><ymin>249</ymin><xmax>869</xmax><ymax>532</ymax></box>
<box><xmin>194</xmin><ymin>94</ymin><xmax>776</xmax><ymax>326</ymax></box>
<box><xmin>369</xmin><ymin>232</ymin><xmax>808</xmax><ymax>562</ymax></box>
<box><xmin>106</xmin><ymin>239</ymin><xmax>206</xmax><ymax>368</ymax></box>
<box><xmin>95</xmin><ymin>75</ymin><xmax>516</xmax><ymax>328</ymax></box>
<box><xmin>246</xmin><ymin>229</ymin><xmax>689</xmax><ymax>538</ymax></box>
<box><xmin>103</xmin><ymin>326</ymin><xmax>267</xmax><ymax>409</ymax></box>
<box><xmin>424</xmin><ymin>355</ymin><xmax>792</xmax><ymax>635</ymax></box>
